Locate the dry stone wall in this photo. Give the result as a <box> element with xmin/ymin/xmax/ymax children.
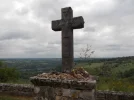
<box><xmin>96</xmin><ymin>90</ymin><xmax>134</xmax><ymax>100</ymax></box>
<box><xmin>0</xmin><ymin>83</ymin><xmax>34</xmax><ymax>97</ymax></box>
<box><xmin>0</xmin><ymin>83</ymin><xmax>134</xmax><ymax>100</ymax></box>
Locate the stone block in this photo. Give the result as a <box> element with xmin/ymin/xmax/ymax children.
<box><xmin>79</xmin><ymin>89</ymin><xmax>95</xmax><ymax>100</ymax></box>
<box><xmin>55</xmin><ymin>88</ymin><xmax>63</xmax><ymax>96</ymax></box>
<box><xmin>70</xmin><ymin>89</ymin><xmax>80</xmax><ymax>98</ymax></box>
<box><xmin>63</xmin><ymin>89</ymin><xmax>70</xmax><ymax>97</ymax></box>
<box><xmin>34</xmin><ymin>86</ymin><xmax>40</xmax><ymax>94</ymax></box>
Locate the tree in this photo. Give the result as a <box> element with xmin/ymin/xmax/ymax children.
<box><xmin>79</xmin><ymin>44</ymin><xmax>95</xmax><ymax>66</ymax></box>
<box><xmin>80</xmin><ymin>44</ymin><xmax>95</xmax><ymax>60</ymax></box>
<box><xmin>0</xmin><ymin>61</ymin><xmax>3</xmax><ymax>67</ymax></box>
<box><xmin>122</xmin><ymin>68</ymin><xmax>134</xmax><ymax>78</ymax></box>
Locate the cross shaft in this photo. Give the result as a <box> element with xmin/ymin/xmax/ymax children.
<box><xmin>52</xmin><ymin>7</ymin><xmax>84</xmax><ymax>72</ymax></box>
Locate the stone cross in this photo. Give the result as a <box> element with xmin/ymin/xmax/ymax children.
<box><xmin>52</xmin><ymin>7</ymin><xmax>84</xmax><ymax>72</ymax></box>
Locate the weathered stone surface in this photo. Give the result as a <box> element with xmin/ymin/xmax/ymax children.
<box><xmin>0</xmin><ymin>83</ymin><xmax>34</xmax><ymax>97</ymax></box>
<box><xmin>63</xmin><ymin>89</ymin><xmax>70</xmax><ymax>97</ymax></box>
<box><xmin>79</xmin><ymin>89</ymin><xmax>95</xmax><ymax>100</ymax></box>
<box><xmin>70</xmin><ymin>89</ymin><xmax>80</xmax><ymax>98</ymax></box>
<box><xmin>56</xmin><ymin>96</ymin><xmax>62</xmax><ymax>100</ymax></box>
<box><xmin>0</xmin><ymin>83</ymin><xmax>134</xmax><ymax>100</ymax></box>
<box><xmin>30</xmin><ymin>73</ymin><xmax>96</xmax><ymax>100</ymax></box>
<box><xmin>30</xmin><ymin>67</ymin><xmax>96</xmax><ymax>91</ymax></box>
<box><xmin>31</xmin><ymin>67</ymin><xmax>95</xmax><ymax>81</ymax></box>
<box><xmin>55</xmin><ymin>88</ymin><xmax>63</xmax><ymax>96</ymax></box>
<box><xmin>52</xmin><ymin>7</ymin><xmax>84</xmax><ymax>72</ymax></box>
<box><xmin>34</xmin><ymin>86</ymin><xmax>40</xmax><ymax>94</ymax></box>
<box><xmin>33</xmin><ymin>86</ymin><xmax>95</xmax><ymax>100</ymax></box>
<box><xmin>30</xmin><ymin>77</ymin><xmax>96</xmax><ymax>90</ymax></box>
<box><xmin>96</xmin><ymin>90</ymin><xmax>134</xmax><ymax>100</ymax></box>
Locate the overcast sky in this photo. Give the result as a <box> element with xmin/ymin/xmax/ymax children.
<box><xmin>0</xmin><ymin>0</ymin><xmax>134</xmax><ymax>58</ymax></box>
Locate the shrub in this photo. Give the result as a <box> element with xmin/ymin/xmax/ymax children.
<box><xmin>123</xmin><ymin>68</ymin><xmax>134</xmax><ymax>78</ymax></box>
<box><xmin>0</xmin><ymin>67</ymin><xmax>19</xmax><ymax>82</ymax></box>
<box><xmin>0</xmin><ymin>61</ymin><xmax>19</xmax><ymax>82</ymax></box>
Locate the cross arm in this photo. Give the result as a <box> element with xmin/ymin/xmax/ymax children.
<box><xmin>52</xmin><ymin>16</ymin><xmax>84</xmax><ymax>31</ymax></box>
<box><xmin>52</xmin><ymin>20</ymin><xmax>62</xmax><ymax>31</ymax></box>
<box><xmin>71</xmin><ymin>16</ymin><xmax>84</xmax><ymax>29</ymax></box>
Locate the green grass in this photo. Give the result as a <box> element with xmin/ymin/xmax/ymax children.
<box><xmin>76</xmin><ymin>58</ymin><xmax>134</xmax><ymax>92</ymax></box>
<box><xmin>76</xmin><ymin>62</ymin><xmax>103</xmax><ymax>68</ymax></box>
<box><xmin>77</xmin><ymin>61</ymin><xmax>134</xmax><ymax>76</ymax></box>
<box><xmin>75</xmin><ymin>62</ymin><xmax>88</xmax><ymax>67</ymax></box>
<box><xmin>75</xmin><ymin>62</ymin><xmax>104</xmax><ymax>75</ymax></box>
<box><xmin>96</xmin><ymin>77</ymin><xmax>134</xmax><ymax>92</ymax></box>
<box><xmin>84</xmin><ymin>63</ymin><xmax>104</xmax><ymax>68</ymax></box>
<box><xmin>112</xmin><ymin>63</ymin><xmax>134</xmax><ymax>73</ymax></box>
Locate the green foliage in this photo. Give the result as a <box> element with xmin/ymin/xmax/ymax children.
<box><xmin>112</xmin><ymin>63</ymin><xmax>134</xmax><ymax>74</ymax></box>
<box><xmin>0</xmin><ymin>61</ymin><xmax>19</xmax><ymax>82</ymax></box>
<box><xmin>108</xmin><ymin>80</ymin><xmax>134</xmax><ymax>92</ymax></box>
<box><xmin>3</xmin><ymin>58</ymin><xmax>61</xmax><ymax>81</ymax></box>
<box><xmin>95</xmin><ymin>63</ymin><xmax>112</xmax><ymax>77</ymax></box>
<box><xmin>0</xmin><ymin>67</ymin><xmax>19</xmax><ymax>82</ymax></box>
<box><xmin>0</xmin><ymin>61</ymin><xmax>3</xmax><ymax>67</ymax></box>
<box><xmin>122</xmin><ymin>68</ymin><xmax>134</xmax><ymax>78</ymax></box>
<box><xmin>97</xmin><ymin>77</ymin><xmax>134</xmax><ymax>92</ymax></box>
<box><xmin>75</xmin><ymin>56</ymin><xmax>134</xmax><ymax>92</ymax></box>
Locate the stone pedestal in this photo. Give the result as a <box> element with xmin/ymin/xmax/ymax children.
<box><xmin>30</xmin><ymin>75</ymin><xmax>96</xmax><ymax>100</ymax></box>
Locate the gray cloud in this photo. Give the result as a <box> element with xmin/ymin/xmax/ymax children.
<box><xmin>0</xmin><ymin>0</ymin><xmax>134</xmax><ymax>58</ymax></box>
<box><xmin>0</xmin><ymin>31</ymin><xmax>31</xmax><ymax>40</ymax></box>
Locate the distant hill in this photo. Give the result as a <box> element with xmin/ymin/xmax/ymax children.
<box><xmin>75</xmin><ymin>56</ymin><xmax>134</xmax><ymax>76</ymax></box>
<box><xmin>0</xmin><ymin>56</ymin><xmax>134</xmax><ymax>80</ymax></box>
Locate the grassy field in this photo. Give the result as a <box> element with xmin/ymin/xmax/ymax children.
<box><xmin>75</xmin><ymin>57</ymin><xmax>134</xmax><ymax>92</ymax></box>
<box><xmin>112</xmin><ymin>63</ymin><xmax>134</xmax><ymax>73</ymax></box>
<box><xmin>76</xmin><ymin>57</ymin><xmax>134</xmax><ymax>75</ymax></box>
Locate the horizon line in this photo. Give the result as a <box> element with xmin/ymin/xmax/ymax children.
<box><xmin>0</xmin><ymin>56</ymin><xmax>134</xmax><ymax>59</ymax></box>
